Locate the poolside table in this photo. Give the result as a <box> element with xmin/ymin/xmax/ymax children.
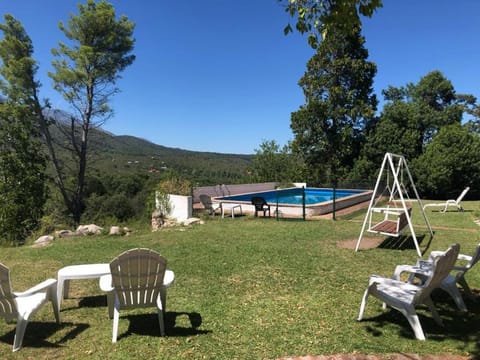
<box><xmin>220</xmin><ymin>203</ymin><xmax>242</xmax><ymax>218</ymax></box>
<box><xmin>57</xmin><ymin>263</ymin><xmax>110</xmax><ymax>319</ymax></box>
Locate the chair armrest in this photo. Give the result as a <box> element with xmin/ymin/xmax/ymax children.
<box><xmin>99</xmin><ymin>274</ymin><xmax>113</xmax><ymax>292</ymax></box>
<box><xmin>369</xmin><ymin>274</ymin><xmax>421</xmax><ymax>291</ymax></box>
<box><xmin>393</xmin><ymin>264</ymin><xmax>430</xmax><ymax>281</ymax></box>
<box><xmin>452</xmin><ymin>265</ymin><xmax>469</xmax><ymax>272</ymax></box>
<box><xmin>428</xmin><ymin>250</ymin><xmax>445</xmax><ymax>260</ymax></box>
<box><xmin>416</xmin><ymin>259</ymin><xmax>433</xmax><ymax>270</ymax></box>
<box><xmin>429</xmin><ymin>251</ymin><xmax>471</xmax><ymax>267</ymax></box>
<box><xmin>369</xmin><ymin>274</ymin><xmax>402</xmax><ymax>286</ymax></box>
<box><xmin>457</xmin><ymin>254</ymin><xmax>472</xmax><ymax>262</ymax></box>
<box><xmin>13</xmin><ymin>278</ymin><xmax>57</xmax><ymax>297</ymax></box>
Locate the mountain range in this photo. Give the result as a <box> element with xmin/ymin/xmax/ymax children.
<box><xmin>44</xmin><ymin>108</ymin><xmax>253</xmax><ymax>185</ymax></box>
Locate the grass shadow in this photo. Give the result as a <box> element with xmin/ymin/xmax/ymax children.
<box><xmin>59</xmin><ymin>294</ymin><xmax>108</xmax><ymax>313</ymax></box>
<box><xmin>0</xmin><ymin>321</ymin><xmax>89</xmax><ymax>350</ymax></box>
<box><xmin>115</xmin><ymin>311</ymin><xmax>210</xmax><ymax>341</ymax></box>
<box><xmin>377</xmin><ymin>232</ymin><xmax>434</xmax><ymax>255</ymax></box>
<box><xmin>78</xmin><ymin>295</ymin><xmax>107</xmax><ymax>308</ymax></box>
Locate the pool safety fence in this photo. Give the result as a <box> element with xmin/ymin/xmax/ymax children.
<box><xmin>274</xmin><ymin>186</ymin><xmax>306</xmax><ymax>221</ymax></box>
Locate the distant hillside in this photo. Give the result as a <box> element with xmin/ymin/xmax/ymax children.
<box><xmin>47</xmin><ymin>114</ymin><xmax>253</xmax><ymax>185</ymax></box>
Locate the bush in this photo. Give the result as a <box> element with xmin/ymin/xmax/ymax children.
<box><xmin>413</xmin><ymin>124</ymin><xmax>480</xmax><ymax>199</ymax></box>
<box><xmin>156</xmin><ymin>175</ymin><xmax>192</xmax><ymax>196</ymax></box>
<box><xmin>103</xmin><ymin>194</ymin><xmax>135</xmax><ymax>222</ymax></box>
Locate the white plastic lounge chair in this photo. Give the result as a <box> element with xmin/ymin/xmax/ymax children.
<box><xmin>393</xmin><ymin>243</ymin><xmax>480</xmax><ymax>312</ymax></box>
<box><xmin>100</xmin><ymin>248</ymin><xmax>175</xmax><ymax>343</ymax></box>
<box><xmin>0</xmin><ymin>263</ymin><xmax>59</xmax><ymax>352</ymax></box>
<box><xmin>423</xmin><ymin>187</ymin><xmax>470</xmax><ymax>212</ymax></box>
<box><xmin>199</xmin><ymin>194</ymin><xmax>221</xmax><ymax>216</ymax></box>
<box><xmin>358</xmin><ymin>244</ymin><xmax>459</xmax><ymax>340</ymax></box>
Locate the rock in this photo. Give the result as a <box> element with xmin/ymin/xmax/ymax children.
<box><xmin>160</xmin><ymin>218</ymin><xmax>177</xmax><ymax>228</ymax></box>
<box><xmin>109</xmin><ymin>226</ymin><xmax>121</xmax><ymax>235</ymax></box>
<box><xmin>151</xmin><ymin>210</ymin><xmax>166</xmax><ymax>231</ymax></box>
<box><xmin>109</xmin><ymin>226</ymin><xmax>131</xmax><ymax>236</ymax></box>
<box><xmin>77</xmin><ymin>224</ymin><xmax>103</xmax><ymax>235</ymax></box>
<box><xmin>55</xmin><ymin>229</ymin><xmax>80</xmax><ymax>237</ymax></box>
<box><xmin>183</xmin><ymin>217</ymin><xmax>201</xmax><ymax>226</ymax></box>
<box><xmin>32</xmin><ymin>235</ymin><xmax>54</xmax><ymax>247</ymax></box>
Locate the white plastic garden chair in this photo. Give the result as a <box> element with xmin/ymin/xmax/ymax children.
<box><xmin>358</xmin><ymin>243</ymin><xmax>459</xmax><ymax>340</ymax></box>
<box><xmin>423</xmin><ymin>187</ymin><xmax>470</xmax><ymax>212</ymax></box>
<box><xmin>393</xmin><ymin>243</ymin><xmax>480</xmax><ymax>312</ymax></box>
<box><xmin>199</xmin><ymin>194</ymin><xmax>221</xmax><ymax>216</ymax></box>
<box><xmin>0</xmin><ymin>263</ymin><xmax>59</xmax><ymax>351</ymax></box>
<box><xmin>100</xmin><ymin>248</ymin><xmax>174</xmax><ymax>343</ymax></box>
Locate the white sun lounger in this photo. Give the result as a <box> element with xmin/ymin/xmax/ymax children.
<box><xmin>423</xmin><ymin>187</ymin><xmax>470</xmax><ymax>212</ymax></box>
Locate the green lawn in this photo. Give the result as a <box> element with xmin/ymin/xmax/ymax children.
<box><xmin>0</xmin><ymin>201</ymin><xmax>479</xmax><ymax>359</ymax></box>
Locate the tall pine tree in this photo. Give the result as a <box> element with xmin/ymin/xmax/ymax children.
<box><xmin>48</xmin><ymin>0</ymin><xmax>135</xmax><ymax>224</ymax></box>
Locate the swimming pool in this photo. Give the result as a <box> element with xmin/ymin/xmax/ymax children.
<box><xmin>214</xmin><ymin>187</ymin><xmax>372</xmax><ymax>217</ymax></box>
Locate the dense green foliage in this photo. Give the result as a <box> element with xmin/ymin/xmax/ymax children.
<box><xmin>413</xmin><ymin>124</ymin><xmax>480</xmax><ymax>199</ymax></box>
<box><xmin>348</xmin><ymin>71</ymin><xmax>480</xmax><ymax>198</ymax></box>
<box><xmin>281</xmin><ymin>0</ymin><xmax>383</xmax><ymax>48</ymax></box>
<box><xmin>290</xmin><ymin>24</ymin><xmax>377</xmax><ymax>187</ymax></box>
<box><xmin>0</xmin><ymin>15</ymin><xmax>47</xmax><ymax>245</ymax></box>
<box><xmin>251</xmin><ymin>139</ymin><xmax>304</xmax><ymax>183</ymax></box>
<box><xmin>357</xmin><ymin>71</ymin><xmax>470</xmax><ymax>169</ymax></box>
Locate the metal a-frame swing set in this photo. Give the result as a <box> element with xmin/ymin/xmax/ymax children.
<box><xmin>355</xmin><ymin>152</ymin><xmax>433</xmax><ymax>257</ymax></box>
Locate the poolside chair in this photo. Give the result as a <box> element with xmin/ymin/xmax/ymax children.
<box><xmin>199</xmin><ymin>194</ymin><xmax>221</xmax><ymax>216</ymax></box>
<box><xmin>423</xmin><ymin>187</ymin><xmax>470</xmax><ymax>212</ymax></box>
<box><xmin>101</xmin><ymin>248</ymin><xmax>175</xmax><ymax>342</ymax></box>
<box><xmin>358</xmin><ymin>244</ymin><xmax>459</xmax><ymax>340</ymax></box>
<box><xmin>392</xmin><ymin>243</ymin><xmax>480</xmax><ymax>312</ymax></box>
<box><xmin>251</xmin><ymin>196</ymin><xmax>271</xmax><ymax>217</ymax></box>
<box><xmin>0</xmin><ymin>263</ymin><xmax>59</xmax><ymax>352</ymax></box>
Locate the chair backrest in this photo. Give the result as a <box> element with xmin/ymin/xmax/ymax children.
<box><xmin>0</xmin><ymin>263</ymin><xmax>18</xmax><ymax>321</ymax></box>
<box><xmin>415</xmin><ymin>244</ymin><xmax>460</xmax><ymax>303</ymax></box>
<box><xmin>466</xmin><ymin>243</ymin><xmax>480</xmax><ymax>270</ymax></box>
<box><xmin>456</xmin><ymin>187</ymin><xmax>470</xmax><ymax>203</ymax></box>
<box><xmin>397</xmin><ymin>207</ymin><xmax>412</xmax><ymax>233</ymax></box>
<box><xmin>450</xmin><ymin>243</ymin><xmax>480</xmax><ymax>283</ymax></box>
<box><xmin>251</xmin><ymin>196</ymin><xmax>267</xmax><ymax>210</ymax></box>
<box><xmin>199</xmin><ymin>194</ymin><xmax>214</xmax><ymax>210</ymax></box>
<box><xmin>110</xmin><ymin>248</ymin><xmax>167</xmax><ymax>310</ymax></box>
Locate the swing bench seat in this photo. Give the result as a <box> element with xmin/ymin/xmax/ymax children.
<box><xmin>368</xmin><ymin>207</ymin><xmax>412</xmax><ymax>237</ymax></box>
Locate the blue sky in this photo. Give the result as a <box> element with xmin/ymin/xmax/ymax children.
<box><xmin>0</xmin><ymin>1</ymin><xmax>479</xmax><ymax>154</ymax></box>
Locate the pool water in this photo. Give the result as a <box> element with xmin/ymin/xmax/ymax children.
<box><xmin>217</xmin><ymin>188</ymin><xmax>367</xmax><ymax>205</ymax></box>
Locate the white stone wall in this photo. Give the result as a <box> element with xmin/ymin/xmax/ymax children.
<box><xmin>169</xmin><ymin>194</ymin><xmax>192</xmax><ymax>221</ymax></box>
